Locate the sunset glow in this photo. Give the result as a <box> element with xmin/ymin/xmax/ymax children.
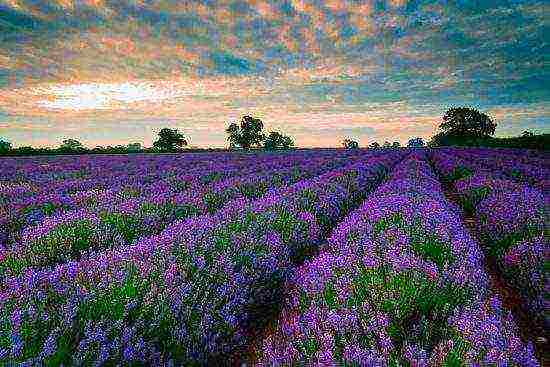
<box><xmin>0</xmin><ymin>0</ymin><xmax>547</xmax><ymax>148</ymax></box>
<box><xmin>33</xmin><ymin>81</ymin><xmax>194</xmax><ymax>111</ymax></box>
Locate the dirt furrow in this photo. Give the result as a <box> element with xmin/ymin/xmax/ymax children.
<box><xmin>440</xmin><ymin>184</ymin><xmax>548</xmax><ymax>366</ymax></box>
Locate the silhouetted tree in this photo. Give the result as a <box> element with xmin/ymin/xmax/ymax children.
<box><xmin>342</xmin><ymin>138</ymin><xmax>359</xmax><ymax>149</ymax></box>
<box><xmin>522</xmin><ymin>130</ymin><xmax>534</xmax><ymax>137</ymax></box>
<box><xmin>382</xmin><ymin>141</ymin><xmax>391</xmax><ymax>148</ymax></box>
<box><xmin>60</xmin><ymin>139</ymin><xmax>84</xmax><ymax>151</ymax></box>
<box><xmin>439</xmin><ymin>106</ymin><xmax>497</xmax><ymax>137</ymax></box>
<box><xmin>127</xmin><ymin>142</ymin><xmax>142</xmax><ymax>152</ymax></box>
<box><xmin>226</xmin><ymin>115</ymin><xmax>266</xmax><ymax>150</ymax></box>
<box><xmin>0</xmin><ymin>138</ymin><xmax>12</xmax><ymax>153</ymax></box>
<box><xmin>153</xmin><ymin>128</ymin><xmax>188</xmax><ymax>151</ymax></box>
<box><xmin>392</xmin><ymin>141</ymin><xmax>401</xmax><ymax>148</ymax></box>
<box><xmin>264</xmin><ymin>131</ymin><xmax>294</xmax><ymax>150</ymax></box>
<box><xmin>368</xmin><ymin>142</ymin><xmax>380</xmax><ymax>149</ymax></box>
<box><xmin>407</xmin><ymin>137</ymin><xmax>425</xmax><ymax>147</ymax></box>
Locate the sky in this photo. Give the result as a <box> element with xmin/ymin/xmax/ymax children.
<box><xmin>0</xmin><ymin>0</ymin><xmax>548</xmax><ymax>148</ymax></box>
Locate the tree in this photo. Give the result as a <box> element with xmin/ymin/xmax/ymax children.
<box><xmin>127</xmin><ymin>142</ymin><xmax>142</xmax><ymax>152</ymax></box>
<box><xmin>407</xmin><ymin>137</ymin><xmax>425</xmax><ymax>147</ymax></box>
<box><xmin>153</xmin><ymin>128</ymin><xmax>188</xmax><ymax>151</ymax></box>
<box><xmin>522</xmin><ymin>130</ymin><xmax>534</xmax><ymax>137</ymax></box>
<box><xmin>60</xmin><ymin>139</ymin><xmax>84</xmax><ymax>151</ymax></box>
<box><xmin>439</xmin><ymin>106</ymin><xmax>497</xmax><ymax>137</ymax></box>
<box><xmin>0</xmin><ymin>138</ymin><xmax>12</xmax><ymax>153</ymax></box>
<box><xmin>226</xmin><ymin>115</ymin><xmax>266</xmax><ymax>150</ymax></box>
<box><xmin>368</xmin><ymin>142</ymin><xmax>380</xmax><ymax>149</ymax></box>
<box><xmin>342</xmin><ymin>138</ymin><xmax>359</xmax><ymax>149</ymax></box>
<box><xmin>264</xmin><ymin>131</ymin><xmax>294</xmax><ymax>150</ymax></box>
<box><xmin>392</xmin><ymin>141</ymin><xmax>401</xmax><ymax>148</ymax></box>
<box><xmin>382</xmin><ymin>141</ymin><xmax>391</xmax><ymax>148</ymax></box>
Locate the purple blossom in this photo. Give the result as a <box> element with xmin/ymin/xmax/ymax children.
<box><xmin>40</xmin><ymin>329</ymin><xmax>58</xmax><ymax>358</ymax></box>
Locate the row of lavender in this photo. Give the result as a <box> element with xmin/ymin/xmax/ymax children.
<box><xmin>430</xmin><ymin>150</ymin><xmax>549</xmax><ymax>336</ymax></box>
<box><xmin>1</xmin><ymin>150</ymin><xmax>374</xmax><ymax>279</ymax></box>
<box><xmin>0</xmin><ymin>153</ymin><xmax>266</xmax><ymax>245</ymax></box>
<box><xmin>0</xmin><ymin>150</ymin><xmax>405</xmax><ymax>365</ymax></box>
<box><xmin>256</xmin><ymin>151</ymin><xmax>538</xmax><ymax>366</ymax></box>
<box><xmin>442</xmin><ymin>147</ymin><xmax>549</xmax><ymax>188</ymax></box>
<box><xmin>1</xmin><ymin>150</ymin><xmax>364</xmax><ymax>247</ymax></box>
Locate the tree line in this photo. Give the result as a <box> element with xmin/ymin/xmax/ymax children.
<box><xmin>0</xmin><ymin>106</ymin><xmax>547</xmax><ymax>156</ymax></box>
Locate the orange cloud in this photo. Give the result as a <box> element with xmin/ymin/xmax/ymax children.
<box><xmin>252</xmin><ymin>1</ymin><xmax>280</xmax><ymax>20</ymax></box>
<box><xmin>388</xmin><ymin>0</ymin><xmax>407</xmax><ymax>8</ymax></box>
<box><xmin>278</xmin><ymin>23</ymin><xmax>300</xmax><ymax>53</ymax></box>
<box><xmin>347</xmin><ymin>13</ymin><xmax>377</xmax><ymax>37</ymax></box>
<box><xmin>349</xmin><ymin>2</ymin><xmax>373</xmax><ymax>16</ymax></box>
<box><xmin>301</xmin><ymin>27</ymin><xmax>321</xmax><ymax>54</ymax></box>
<box><xmin>324</xmin><ymin>0</ymin><xmax>348</xmax><ymax>13</ymax></box>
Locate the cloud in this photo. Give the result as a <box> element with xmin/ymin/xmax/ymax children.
<box><xmin>0</xmin><ymin>0</ymin><xmax>547</xmax><ymax>147</ymax></box>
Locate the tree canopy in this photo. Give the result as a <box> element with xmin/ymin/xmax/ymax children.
<box><xmin>342</xmin><ymin>138</ymin><xmax>359</xmax><ymax>149</ymax></box>
<box><xmin>407</xmin><ymin>137</ymin><xmax>425</xmax><ymax>147</ymax></box>
<box><xmin>226</xmin><ymin>115</ymin><xmax>266</xmax><ymax>150</ymax></box>
<box><xmin>439</xmin><ymin>106</ymin><xmax>497</xmax><ymax>137</ymax></box>
<box><xmin>368</xmin><ymin>142</ymin><xmax>380</xmax><ymax>149</ymax></box>
<box><xmin>153</xmin><ymin>128</ymin><xmax>188</xmax><ymax>151</ymax></box>
<box><xmin>264</xmin><ymin>131</ymin><xmax>294</xmax><ymax>150</ymax></box>
<box><xmin>127</xmin><ymin>142</ymin><xmax>142</xmax><ymax>152</ymax></box>
<box><xmin>0</xmin><ymin>138</ymin><xmax>12</xmax><ymax>152</ymax></box>
<box><xmin>60</xmin><ymin>139</ymin><xmax>84</xmax><ymax>151</ymax></box>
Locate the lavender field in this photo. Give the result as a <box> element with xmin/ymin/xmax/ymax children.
<box><xmin>0</xmin><ymin>148</ymin><xmax>548</xmax><ymax>366</ymax></box>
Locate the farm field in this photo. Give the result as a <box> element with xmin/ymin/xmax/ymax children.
<box><xmin>0</xmin><ymin>148</ymin><xmax>548</xmax><ymax>366</ymax></box>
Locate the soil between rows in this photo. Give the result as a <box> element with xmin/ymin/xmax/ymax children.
<box><xmin>439</xmin><ymin>182</ymin><xmax>549</xmax><ymax>366</ymax></box>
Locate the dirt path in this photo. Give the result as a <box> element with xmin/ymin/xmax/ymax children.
<box><xmin>439</xmin><ymin>182</ymin><xmax>548</xmax><ymax>366</ymax></box>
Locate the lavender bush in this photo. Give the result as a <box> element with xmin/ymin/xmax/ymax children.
<box><xmin>0</xmin><ymin>150</ymin><xmax>403</xmax><ymax>365</ymax></box>
<box><xmin>431</xmin><ymin>149</ymin><xmax>549</xmax><ymax>344</ymax></box>
<box><xmin>257</xmin><ymin>154</ymin><xmax>538</xmax><ymax>366</ymax></box>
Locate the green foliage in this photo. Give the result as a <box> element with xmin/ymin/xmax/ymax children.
<box><xmin>100</xmin><ymin>211</ymin><xmax>140</xmax><ymax>243</ymax></box>
<box><xmin>407</xmin><ymin>137</ymin><xmax>425</xmax><ymax>148</ymax></box>
<box><xmin>29</xmin><ymin>220</ymin><xmax>95</xmax><ymax>267</ymax></box>
<box><xmin>299</xmin><ymin>338</ymin><xmax>319</xmax><ymax>358</ymax></box>
<box><xmin>153</xmin><ymin>128</ymin><xmax>188</xmax><ymax>151</ymax></box>
<box><xmin>59</xmin><ymin>138</ymin><xmax>84</xmax><ymax>152</ymax></box>
<box><xmin>486</xmin><ymin>223</ymin><xmax>542</xmax><ymax>258</ymax></box>
<box><xmin>0</xmin><ymin>138</ymin><xmax>12</xmax><ymax>152</ymax></box>
<box><xmin>203</xmin><ymin>191</ymin><xmax>228</xmax><ymax>213</ymax></box>
<box><xmin>241</xmin><ymin>182</ymin><xmax>267</xmax><ymax>198</ymax></box>
<box><xmin>264</xmin><ymin>131</ymin><xmax>295</xmax><ymax>150</ymax></box>
<box><xmin>351</xmin><ymin>266</ymin><xmax>472</xmax><ymax>356</ymax></box>
<box><xmin>200</xmin><ymin>172</ymin><xmax>223</xmax><ymax>185</ymax></box>
<box><xmin>322</xmin><ymin>282</ymin><xmax>339</xmax><ymax>310</ymax></box>
<box><xmin>77</xmin><ymin>263</ymin><xmax>145</xmax><ymax>322</ymax></box>
<box><xmin>410</xmin><ymin>233</ymin><xmax>455</xmax><ymax>270</ymax></box>
<box><xmin>449</xmin><ymin>166</ymin><xmax>472</xmax><ymax>182</ymax></box>
<box><xmin>21</xmin><ymin>201</ymin><xmax>58</xmax><ymax>217</ymax></box>
<box><xmin>373</xmin><ymin>212</ymin><xmax>404</xmax><ymax>234</ymax></box>
<box><xmin>458</xmin><ymin>186</ymin><xmax>490</xmax><ymax>214</ymax></box>
<box><xmin>172</xmin><ymin>203</ymin><xmax>201</xmax><ymax>220</ymax></box>
<box><xmin>428</xmin><ymin>113</ymin><xmax>550</xmax><ymax>149</ymax></box>
<box><xmin>439</xmin><ymin>106</ymin><xmax>497</xmax><ymax>137</ymax></box>
<box><xmin>126</xmin><ymin>142</ymin><xmax>142</xmax><ymax>152</ymax></box>
<box><xmin>271</xmin><ymin>209</ymin><xmax>297</xmax><ymax>243</ymax></box>
<box><xmin>296</xmin><ymin>188</ymin><xmax>319</xmax><ymax>213</ymax></box>
<box><xmin>226</xmin><ymin>115</ymin><xmax>265</xmax><ymax>150</ymax></box>
<box><xmin>299</xmin><ymin>290</ymin><xmax>311</xmax><ymax>313</ymax></box>
<box><xmin>342</xmin><ymin>138</ymin><xmax>359</xmax><ymax>149</ymax></box>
